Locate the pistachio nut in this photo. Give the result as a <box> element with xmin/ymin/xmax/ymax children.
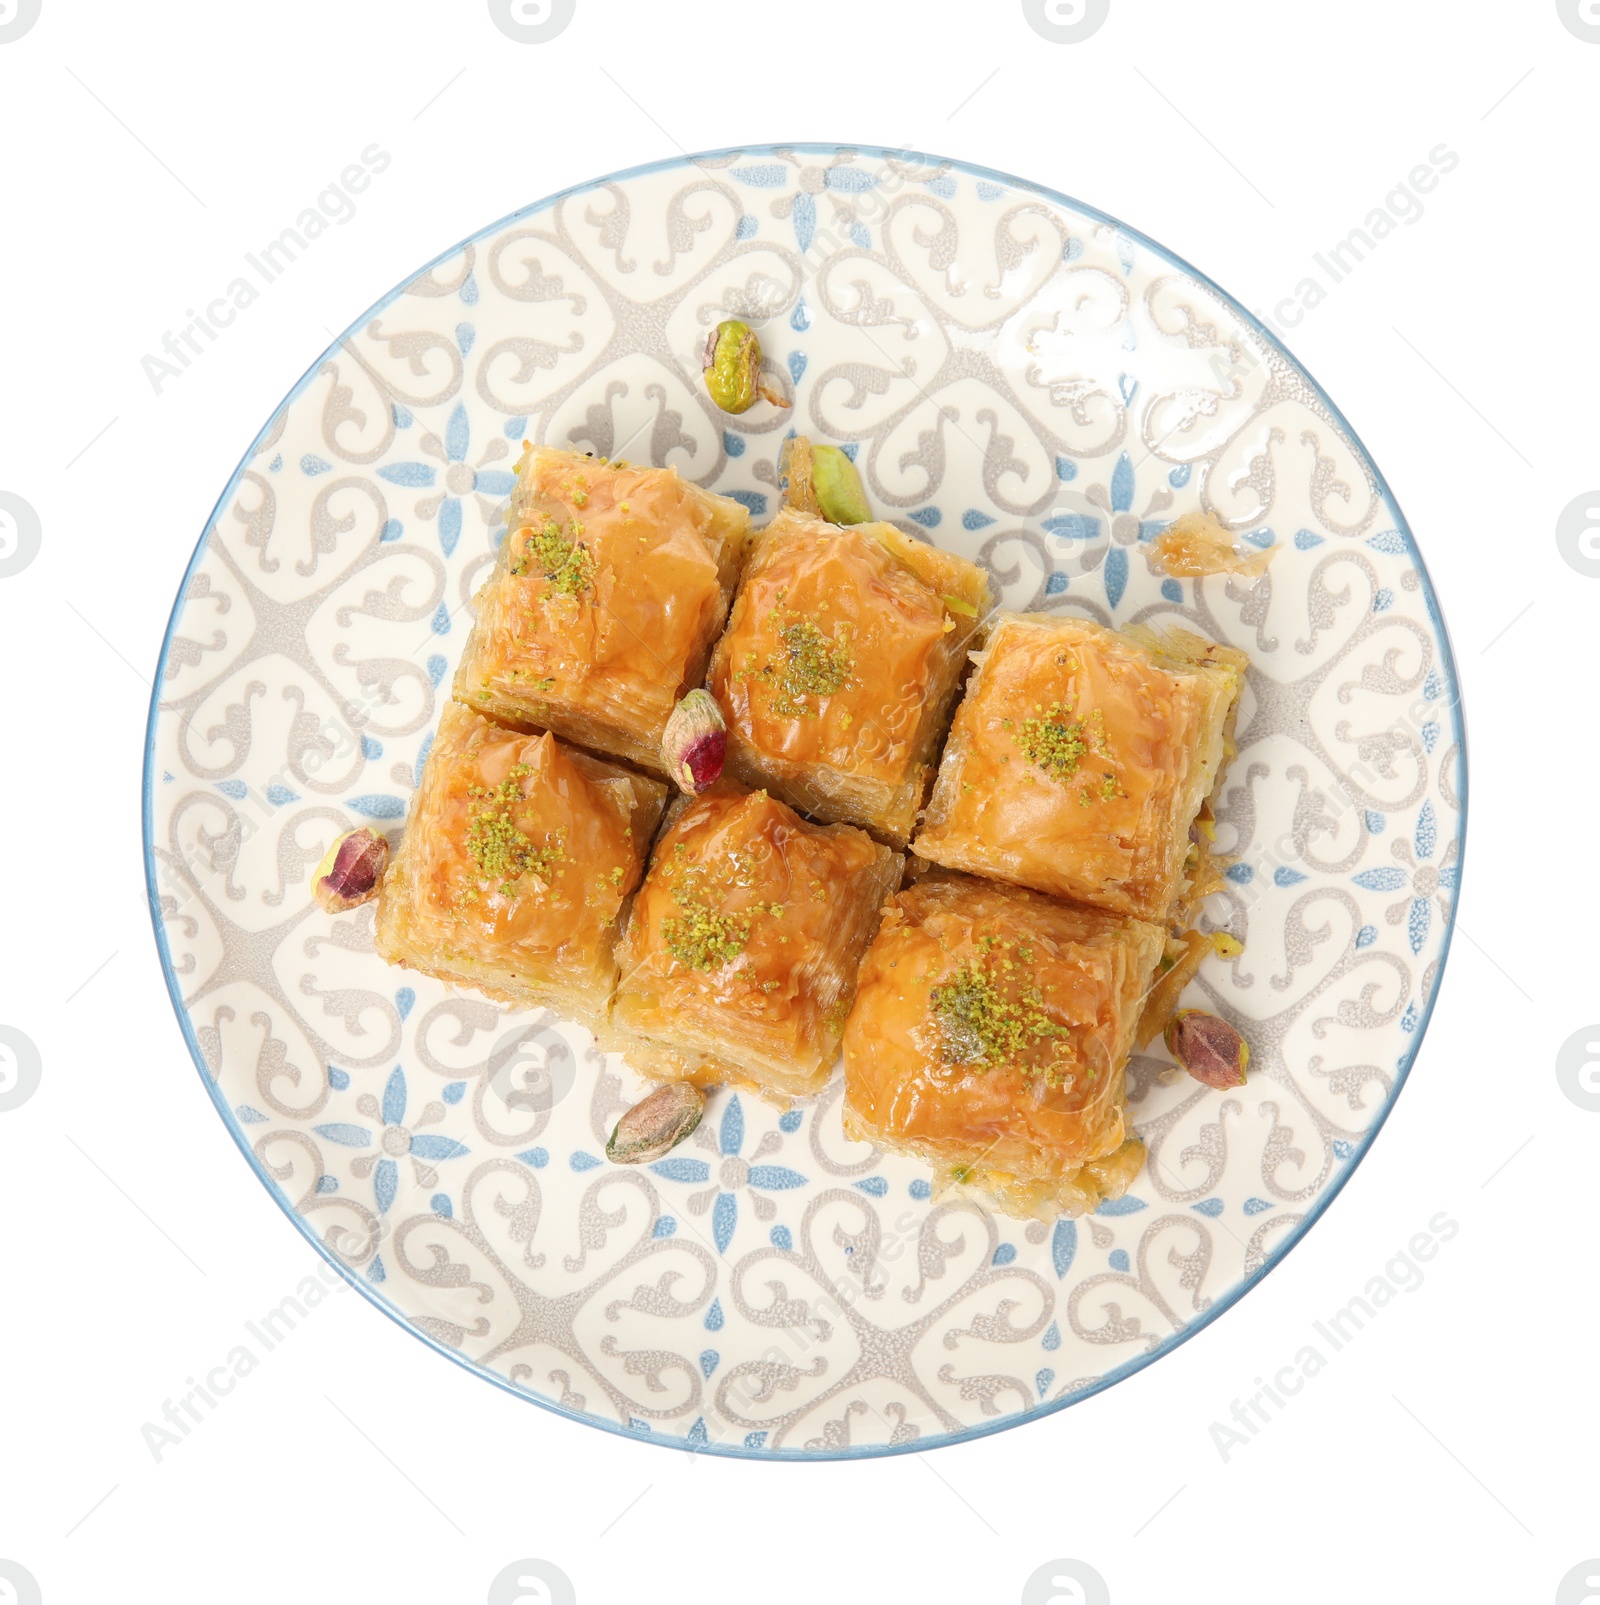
<box><xmin>702</xmin><ymin>319</ymin><xmax>789</xmax><ymax>414</ymax></box>
<box><xmin>313</xmin><ymin>828</ymin><xmax>389</xmax><ymax>914</ymax></box>
<box><xmin>606</xmin><ymin>1081</ymin><xmax>706</xmax><ymax>1165</ymax></box>
<box><xmin>1163</xmin><ymin>1008</ymin><xmax>1250</xmax><ymax>1089</ymax></box>
<box><xmin>810</xmin><ymin>443</ymin><xmax>871</xmax><ymax>525</ymax></box>
<box><xmin>661</xmin><ymin>688</ymin><xmax>727</xmax><ymax>794</ymax></box>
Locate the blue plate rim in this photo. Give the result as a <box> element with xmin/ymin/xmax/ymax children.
<box><xmin>140</xmin><ymin>139</ymin><xmax>1469</xmax><ymax>1462</ymax></box>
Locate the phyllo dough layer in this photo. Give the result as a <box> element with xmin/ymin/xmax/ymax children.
<box><xmin>707</xmin><ymin>508</ymin><xmax>989</xmax><ymax>846</ymax></box>
<box><xmin>374</xmin><ymin>702</ymin><xmax>667</xmax><ymax>1028</ymax></box>
<box><xmin>453</xmin><ymin>445</ymin><xmax>748</xmax><ymax>774</ymax></box>
<box><xmin>609</xmin><ymin>786</ymin><xmax>902</xmax><ymax>1100</ymax></box>
<box><xmin>842</xmin><ymin>871</ymin><xmax>1166</xmax><ymax>1220</ymax></box>
<box><xmin>914</xmin><ymin>613</ymin><xmax>1246</xmax><ymax>923</ymax></box>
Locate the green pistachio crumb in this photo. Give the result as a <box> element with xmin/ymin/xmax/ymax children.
<box><xmin>1016</xmin><ymin>701</ymin><xmax>1090</xmax><ymax>778</ymax></box>
<box><xmin>661</xmin><ymin>867</ymin><xmax>753</xmax><ymax>971</ymax></box>
<box><xmin>461</xmin><ymin>765</ymin><xmax>566</xmax><ymax>900</ymax></box>
<box><xmin>1014</xmin><ymin>701</ymin><xmax>1115</xmax><ymax>805</ymax></box>
<box><xmin>522</xmin><ymin>516</ymin><xmax>594</xmax><ymax>597</ymax></box>
<box><xmin>761</xmin><ymin>612</ymin><xmax>855</xmax><ymax>718</ymax></box>
<box><xmin>929</xmin><ymin>947</ymin><xmax>1070</xmax><ymax>1074</ymax></box>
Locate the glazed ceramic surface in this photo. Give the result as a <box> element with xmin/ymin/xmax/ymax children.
<box><xmin>144</xmin><ymin>144</ymin><xmax>1464</xmax><ymax>1458</ymax></box>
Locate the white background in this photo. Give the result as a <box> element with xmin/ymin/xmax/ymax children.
<box><xmin>0</xmin><ymin>1</ymin><xmax>1593</xmax><ymax>1601</ymax></box>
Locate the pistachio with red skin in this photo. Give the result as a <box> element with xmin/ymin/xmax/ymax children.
<box><xmin>661</xmin><ymin>689</ymin><xmax>726</xmax><ymax>794</ymax></box>
<box><xmin>701</xmin><ymin>319</ymin><xmax>790</xmax><ymax>414</ymax></box>
<box><xmin>606</xmin><ymin>1081</ymin><xmax>706</xmax><ymax>1165</ymax></box>
<box><xmin>1164</xmin><ymin>1009</ymin><xmax>1250</xmax><ymax>1089</ymax></box>
<box><xmin>312</xmin><ymin>828</ymin><xmax>389</xmax><ymax>914</ymax></box>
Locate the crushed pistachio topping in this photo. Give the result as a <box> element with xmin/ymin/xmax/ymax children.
<box><xmin>758</xmin><ymin>592</ymin><xmax>855</xmax><ymax>717</ymax></box>
<box><xmin>461</xmin><ymin>765</ymin><xmax>567</xmax><ymax>900</ymax></box>
<box><xmin>512</xmin><ymin>515</ymin><xmax>594</xmax><ymax>597</ymax></box>
<box><xmin>661</xmin><ymin>864</ymin><xmax>755</xmax><ymax>971</ymax></box>
<box><xmin>929</xmin><ymin>941</ymin><xmax>1072</xmax><ymax>1077</ymax></box>
<box><xmin>589</xmin><ymin>863</ymin><xmax>629</xmax><ymax>905</ymax></box>
<box><xmin>1014</xmin><ymin>700</ymin><xmax>1117</xmax><ymax>803</ymax></box>
<box><xmin>1016</xmin><ymin>701</ymin><xmax>1091</xmax><ymax>777</ymax></box>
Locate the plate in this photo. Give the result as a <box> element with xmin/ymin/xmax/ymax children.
<box><xmin>143</xmin><ymin>143</ymin><xmax>1465</xmax><ymax>1459</ymax></box>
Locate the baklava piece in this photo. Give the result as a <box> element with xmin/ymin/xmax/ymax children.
<box><xmin>453</xmin><ymin>444</ymin><xmax>748</xmax><ymax>774</ymax></box>
<box><xmin>707</xmin><ymin>508</ymin><xmax>989</xmax><ymax>846</ymax></box>
<box><xmin>609</xmin><ymin>786</ymin><xmax>902</xmax><ymax>1100</ymax></box>
<box><xmin>374</xmin><ymin>702</ymin><xmax>667</xmax><ymax>1029</ymax></box>
<box><xmin>914</xmin><ymin>613</ymin><xmax>1245</xmax><ymax>924</ymax></box>
<box><xmin>842</xmin><ymin>871</ymin><xmax>1166</xmax><ymax>1220</ymax></box>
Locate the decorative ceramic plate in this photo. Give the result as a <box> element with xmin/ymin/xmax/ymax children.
<box><xmin>144</xmin><ymin>143</ymin><xmax>1465</xmax><ymax>1459</ymax></box>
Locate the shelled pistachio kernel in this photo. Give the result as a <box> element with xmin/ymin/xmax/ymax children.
<box><xmin>701</xmin><ymin>319</ymin><xmax>788</xmax><ymax>413</ymax></box>
<box><xmin>606</xmin><ymin>1081</ymin><xmax>706</xmax><ymax>1165</ymax></box>
<box><xmin>313</xmin><ymin>828</ymin><xmax>389</xmax><ymax>914</ymax></box>
<box><xmin>1164</xmin><ymin>1009</ymin><xmax>1249</xmax><ymax>1089</ymax></box>
<box><xmin>811</xmin><ymin>444</ymin><xmax>871</xmax><ymax>525</ymax></box>
<box><xmin>661</xmin><ymin>688</ymin><xmax>727</xmax><ymax>794</ymax></box>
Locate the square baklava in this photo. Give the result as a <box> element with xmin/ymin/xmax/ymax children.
<box><xmin>842</xmin><ymin>871</ymin><xmax>1166</xmax><ymax>1220</ymax></box>
<box><xmin>453</xmin><ymin>444</ymin><xmax>748</xmax><ymax>774</ymax></box>
<box><xmin>706</xmin><ymin>508</ymin><xmax>989</xmax><ymax>846</ymax></box>
<box><xmin>374</xmin><ymin>702</ymin><xmax>667</xmax><ymax>1029</ymax></box>
<box><xmin>609</xmin><ymin>786</ymin><xmax>902</xmax><ymax>1100</ymax></box>
<box><xmin>913</xmin><ymin>613</ymin><xmax>1246</xmax><ymax>924</ymax></box>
